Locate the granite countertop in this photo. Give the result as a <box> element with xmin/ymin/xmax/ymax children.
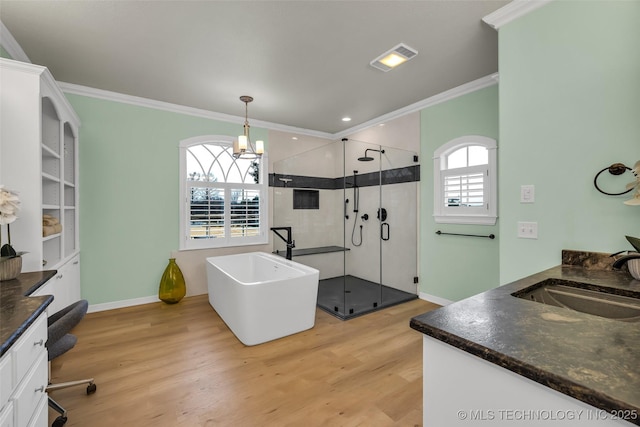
<box><xmin>410</xmin><ymin>253</ymin><xmax>640</xmax><ymax>425</ymax></box>
<box><xmin>0</xmin><ymin>270</ymin><xmax>56</xmax><ymax>357</ymax></box>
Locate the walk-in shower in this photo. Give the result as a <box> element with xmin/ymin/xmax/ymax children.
<box><xmin>271</xmin><ymin>138</ymin><xmax>419</xmax><ymax>319</ymax></box>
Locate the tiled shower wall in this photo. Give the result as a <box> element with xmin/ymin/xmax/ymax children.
<box><xmin>272</xmin><ymin>140</ymin><xmax>419</xmax><ymax>294</ymax></box>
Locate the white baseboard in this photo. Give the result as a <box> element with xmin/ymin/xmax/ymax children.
<box><xmin>90</xmin><ymin>291</ymin><xmax>451</xmax><ymax>313</ymax></box>
<box><xmin>419</xmin><ymin>292</ymin><xmax>453</xmax><ymax>306</ymax></box>
<box><xmin>87</xmin><ymin>295</ymin><xmax>160</xmax><ymax>313</ymax></box>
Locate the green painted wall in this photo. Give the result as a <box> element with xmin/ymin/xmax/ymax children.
<box><xmin>498</xmin><ymin>0</ymin><xmax>640</xmax><ymax>284</ymax></box>
<box><xmin>66</xmin><ymin>95</ymin><xmax>267</xmax><ymax>304</ymax></box>
<box><xmin>0</xmin><ymin>46</ymin><xmax>12</xmax><ymax>59</ymax></box>
<box><xmin>420</xmin><ymin>85</ymin><xmax>499</xmax><ymax>301</ymax></box>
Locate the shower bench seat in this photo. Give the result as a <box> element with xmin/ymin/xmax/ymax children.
<box><xmin>273</xmin><ymin>245</ymin><xmax>349</xmax><ymax>258</ymax></box>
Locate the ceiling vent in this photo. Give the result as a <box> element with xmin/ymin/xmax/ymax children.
<box><xmin>370</xmin><ymin>43</ymin><xmax>418</xmax><ymax>72</ymax></box>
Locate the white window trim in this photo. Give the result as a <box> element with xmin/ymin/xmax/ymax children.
<box><xmin>433</xmin><ymin>135</ymin><xmax>497</xmax><ymax>225</ymax></box>
<box><xmin>179</xmin><ymin>135</ymin><xmax>269</xmax><ymax>250</ymax></box>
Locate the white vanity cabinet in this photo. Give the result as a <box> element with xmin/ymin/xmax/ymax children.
<box><xmin>0</xmin><ymin>58</ymin><xmax>80</xmax><ymax>275</ymax></box>
<box><xmin>423</xmin><ymin>336</ymin><xmax>635</xmax><ymax>426</ymax></box>
<box><xmin>0</xmin><ymin>314</ymin><xmax>49</xmax><ymax>427</ymax></box>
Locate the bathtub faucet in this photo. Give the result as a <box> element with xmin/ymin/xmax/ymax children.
<box><xmin>270</xmin><ymin>227</ymin><xmax>295</xmax><ymax>260</ymax></box>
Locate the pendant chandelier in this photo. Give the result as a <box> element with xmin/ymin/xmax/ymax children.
<box><xmin>233</xmin><ymin>95</ymin><xmax>264</xmax><ymax>159</ymax></box>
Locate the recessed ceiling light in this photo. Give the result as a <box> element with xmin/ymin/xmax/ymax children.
<box><xmin>292</xmin><ymin>137</ymin><xmax>298</xmax><ymax>140</ymax></box>
<box><xmin>342</xmin><ymin>117</ymin><xmax>352</xmax><ymax>122</ymax></box>
<box><xmin>370</xmin><ymin>43</ymin><xmax>418</xmax><ymax>72</ymax></box>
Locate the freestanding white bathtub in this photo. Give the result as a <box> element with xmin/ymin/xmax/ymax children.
<box><xmin>206</xmin><ymin>252</ymin><xmax>319</xmax><ymax>346</ymax></box>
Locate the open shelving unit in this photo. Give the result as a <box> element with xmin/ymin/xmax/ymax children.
<box><xmin>1</xmin><ymin>58</ymin><xmax>81</xmax><ymax>312</ymax></box>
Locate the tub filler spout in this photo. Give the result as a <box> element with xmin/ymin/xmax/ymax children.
<box><xmin>271</xmin><ymin>227</ymin><xmax>295</xmax><ymax>260</ymax></box>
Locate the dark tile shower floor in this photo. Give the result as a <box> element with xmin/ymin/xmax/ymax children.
<box><xmin>317</xmin><ymin>275</ymin><xmax>417</xmax><ymax>320</ymax></box>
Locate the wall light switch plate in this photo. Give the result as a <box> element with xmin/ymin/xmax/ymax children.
<box><xmin>517</xmin><ymin>221</ymin><xmax>538</xmax><ymax>239</ymax></box>
<box><xmin>520</xmin><ymin>185</ymin><xmax>535</xmax><ymax>203</ymax></box>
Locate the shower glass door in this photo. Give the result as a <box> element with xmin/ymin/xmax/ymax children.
<box><xmin>342</xmin><ymin>140</ymin><xmax>383</xmax><ymax>317</ymax></box>
<box><xmin>379</xmin><ymin>145</ymin><xmax>419</xmax><ymax>307</ymax></box>
<box><xmin>342</xmin><ymin>140</ymin><xmax>418</xmax><ymax>318</ymax></box>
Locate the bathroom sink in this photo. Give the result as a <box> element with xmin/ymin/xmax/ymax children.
<box><xmin>512</xmin><ymin>279</ymin><xmax>640</xmax><ymax>322</ymax></box>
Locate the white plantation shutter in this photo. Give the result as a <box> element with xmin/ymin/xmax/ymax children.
<box><xmin>229</xmin><ymin>189</ymin><xmax>261</xmax><ymax>238</ymax></box>
<box><xmin>442</xmin><ymin>164</ymin><xmax>487</xmax><ymax>211</ymax></box>
<box><xmin>188</xmin><ymin>187</ymin><xmax>225</xmax><ymax>239</ymax></box>
<box><xmin>443</xmin><ymin>172</ymin><xmax>484</xmax><ymax>207</ymax></box>
<box><xmin>179</xmin><ymin>137</ymin><xmax>268</xmax><ymax>249</ymax></box>
<box><xmin>434</xmin><ymin>136</ymin><xmax>497</xmax><ymax>225</ymax></box>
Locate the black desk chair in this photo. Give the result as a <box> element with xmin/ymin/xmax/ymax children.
<box><xmin>46</xmin><ymin>300</ymin><xmax>96</xmax><ymax>427</ymax></box>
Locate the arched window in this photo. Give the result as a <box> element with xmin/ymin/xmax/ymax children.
<box><xmin>433</xmin><ymin>136</ymin><xmax>497</xmax><ymax>225</ymax></box>
<box><xmin>179</xmin><ymin>135</ymin><xmax>268</xmax><ymax>249</ymax></box>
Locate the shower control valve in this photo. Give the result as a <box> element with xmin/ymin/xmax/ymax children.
<box><xmin>361</xmin><ymin>214</ymin><xmax>369</xmax><ymax>221</ymax></box>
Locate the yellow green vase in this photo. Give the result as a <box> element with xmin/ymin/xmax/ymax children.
<box><xmin>159</xmin><ymin>258</ymin><xmax>186</xmax><ymax>304</ymax></box>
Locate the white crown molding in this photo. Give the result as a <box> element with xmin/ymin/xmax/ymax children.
<box><xmin>58</xmin><ymin>82</ymin><xmax>334</xmax><ymax>140</ymax></box>
<box><xmin>0</xmin><ymin>20</ymin><xmax>31</xmax><ymax>63</ymax></box>
<box><xmin>482</xmin><ymin>0</ymin><xmax>555</xmax><ymax>30</ymax></box>
<box><xmin>60</xmin><ymin>72</ymin><xmax>499</xmax><ymax>141</ymax></box>
<box><xmin>1</xmin><ymin>58</ymin><xmax>80</xmax><ymax>126</ymax></box>
<box><xmin>335</xmin><ymin>73</ymin><xmax>499</xmax><ymax>139</ymax></box>
<box><xmin>0</xmin><ymin>57</ymin><xmax>42</xmax><ymax>74</ymax></box>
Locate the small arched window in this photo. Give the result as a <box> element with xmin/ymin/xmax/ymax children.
<box><xmin>179</xmin><ymin>135</ymin><xmax>268</xmax><ymax>249</ymax></box>
<box><xmin>433</xmin><ymin>136</ymin><xmax>497</xmax><ymax>225</ymax></box>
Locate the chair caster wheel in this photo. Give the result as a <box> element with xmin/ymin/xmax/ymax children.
<box><xmin>52</xmin><ymin>415</ymin><xmax>67</xmax><ymax>427</ymax></box>
<box><xmin>87</xmin><ymin>383</ymin><xmax>97</xmax><ymax>394</ymax></box>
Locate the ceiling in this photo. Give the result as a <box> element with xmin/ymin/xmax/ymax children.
<box><xmin>0</xmin><ymin>1</ymin><xmax>508</xmax><ymax>136</ymax></box>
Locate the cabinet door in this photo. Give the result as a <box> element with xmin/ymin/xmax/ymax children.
<box><xmin>0</xmin><ymin>401</ymin><xmax>13</xmax><ymax>427</ymax></box>
<box><xmin>30</xmin><ymin>278</ymin><xmax>58</xmax><ymax>315</ymax></box>
<box><xmin>12</xmin><ymin>315</ymin><xmax>46</xmax><ymax>383</ymax></box>
<box><xmin>32</xmin><ymin>257</ymin><xmax>81</xmax><ymax>314</ymax></box>
<box><xmin>12</xmin><ymin>352</ymin><xmax>47</xmax><ymax>427</ymax></box>
<box><xmin>62</xmin><ymin>122</ymin><xmax>78</xmax><ymax>260</ymax></box>
<box><xmin>63</xmin><ymin>255</ymin><xmax>81</xmax><ymax>304</ymax></box>
<box><xmin>41</xmin><ymin>97</ymin><xmax>63</xmax><ymax>270</ymax></box>
<box><xmin>27</xmin><ymin>394</ymin><xmax>47</xmax><ymax>427</ymax></box>
<box><xmin>0</xmin><ymin>353</ymin><xmax>12</xmax><ymax>413</ymax></box>
<box><xmin>54</xmin><ymin>256</ymin><xmax>81</xmax><ymax>310</ymax></box>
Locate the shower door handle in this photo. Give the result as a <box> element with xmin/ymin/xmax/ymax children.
<box><xmin>381</xmin><ymin>223</ymin><xmax>390</xmax><ymax>241</ymax></box>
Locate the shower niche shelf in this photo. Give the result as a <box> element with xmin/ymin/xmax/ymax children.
<box><xmin>293</xmin><ymin>189</ymin><xmax>320</xmax><ymax>209</ymax></box>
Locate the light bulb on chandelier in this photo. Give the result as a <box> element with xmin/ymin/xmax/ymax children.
<box><xmin>233</xmin><ymin>95</ymin><xmax>264</xmax><ymax>159</ymax></box>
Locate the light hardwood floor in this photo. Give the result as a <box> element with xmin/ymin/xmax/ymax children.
<box><xmin>48</xmin><ymin>295</ymin><xmax>438</xmax><ymax>427</ymax></box>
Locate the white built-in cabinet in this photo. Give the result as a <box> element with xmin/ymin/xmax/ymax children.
<box><xmin>0</xmin><ymin>58</ymin><xmax>81</xmax><ymax>310</ymax></box>
<box><xmin>0</xmin><ymin>313</ymin><xmax>49</xmax><ymax>427</ymax></box>
<box><xmin>30</xmin><ymin>254</ymin><xmax>81</xmax><ymax>315</ymax></box>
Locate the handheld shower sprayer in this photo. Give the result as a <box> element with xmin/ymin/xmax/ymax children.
<box><xmin>353</xmin><ymin>171</ymin><xmax>359</xmax><ymax>213</ymax></box>
<box><xmin>351</xmin><ymin>170</ymin><xmax>363</xmax><ymax>246</ymax></box>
